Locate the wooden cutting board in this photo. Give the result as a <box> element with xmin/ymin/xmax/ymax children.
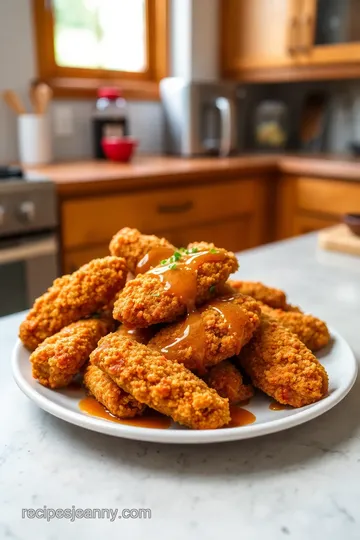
<box><xmin>318</xmin><ymin>224</ymin><xmax>360</xmax><ymax>256</ymax></box>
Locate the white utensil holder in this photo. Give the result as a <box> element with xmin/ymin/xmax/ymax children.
<box><xmin>18</xmin><ymin>114</ymin><xmax>52</xmax><ymax>165</ymax></box>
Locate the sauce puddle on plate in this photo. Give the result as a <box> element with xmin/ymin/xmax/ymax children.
<box><xmin>227</xmin><ymin>404</ymin><xmax>256</xmax><ymax>428</ymax></box>
<box><xmin>79</xmin><ymin>397</ymin><xmax>171</xmax><ymax>429</ymax></box>
<box><xmin>269</xmin><ymin>400</ymin><xmax>292</xmax><ymax>411</ymax></box>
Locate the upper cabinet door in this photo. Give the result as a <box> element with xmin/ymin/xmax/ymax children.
<box><xmin>305</xmin><ymin>0</ymin><xmax>360</xmax><ymax>63</ymax></box>
<box><xmin>221</xmin><ymin>0</ymin><xmax>303</xmax><ymax>74</ymax></box>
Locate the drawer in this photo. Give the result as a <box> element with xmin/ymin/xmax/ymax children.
<box><xmin>162</xmin><ymin>216</ymin><xmax>254</xmax><ymax>253</ymax></box>
<box><xmin>63</xmin><ymin>243</ymin><xmax>109</xmax><ymax>274</ymax></box>
<box><xmin>62</xmin><ymin>179</ymin><xmax>257</xmax><ymax>249</ymax></box>
<box><xmin>296</xmin><ymin>177</ymin><xmax>360</xmax><ymax>216</ymax></box>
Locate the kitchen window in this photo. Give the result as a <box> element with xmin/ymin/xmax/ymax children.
<box><xmin>32</xmin><ymin>0</ymin><xmax>168</xmax><ymax>99</ymax></box>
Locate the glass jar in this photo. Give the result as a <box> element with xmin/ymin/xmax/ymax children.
<box><xmin>254</xmin><ymin>101</ymin><xmax>288</xmax><ymax>150</ymax></box>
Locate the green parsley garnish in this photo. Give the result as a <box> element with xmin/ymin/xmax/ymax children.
<box><xmin>190</xmin><ymin>247</ymin><xmax>198</xmax><ymax>253</ymax></box>
<box><xmin>209</xmin><ymin>285</ymin><xmax>216</xmax><ymax>294</ymax></box>
<box><xmin>209</xmin><ymin>248</ymin><xmax>219</xmax><ymax>254</ymax></box>
<box><xmin>179</xmin><ymin>247</ymin><xmax>187</xmax><ymax>253</ymax></box>
<box><xmin>160</xmin><ymin>259</ymin><xmax>167</xmax><ymax>265</ymax></box>
<box><xmin>169</xmin><ymin>263</ymin><xmax>177</xmax><ymax>270</ymax></box>
<box><xmin>173</xmin><ymin>251</ymin><xmax>182</xmax><ymax>261</ymax></box>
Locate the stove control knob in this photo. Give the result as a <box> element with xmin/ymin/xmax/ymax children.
<box><xmin>0</xmin><ymin>205</ymin><xmax>5</xmax><ymax>226</ymax></box>
<box><xmin>18</xmin><ymin>201</ymin><xmax>36</xmax><ymax>224</ymax></box>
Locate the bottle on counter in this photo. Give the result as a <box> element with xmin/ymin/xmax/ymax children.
<box><xmin>92</xmin><ymin>87</ymin><xmax>129</xmax><ymax>159</ymax></box>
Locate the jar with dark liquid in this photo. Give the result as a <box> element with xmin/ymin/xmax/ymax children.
<box><xmin>92</xmin><ymin>87</ymin><xmax>129</xmax><ymax>159</ymax></box>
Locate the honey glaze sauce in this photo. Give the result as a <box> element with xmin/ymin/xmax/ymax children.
<box><xmin>135</xmin><ymin>247</ymin><xmax>175</xmax><ymax>275</ymax></box>
<box><xmin>227</xmin><ymin>405</ymin><xmax>256</xmax><ymax>427</ymax></box>
<box><xmin>79</xmin><ymin>397</ymin><xmax>171</xmax><ymax>429</ymax></box>
<box><xmin>159</xmin><ymin>295</ymin><xmax>249</xmax><ymax>372</ymax></box>
<box><xmin>269</xmin><ymin>400</ymin><xmax>292</xmax><ymax>411</ymax></box>
<box><xmin>147</xmin><ymin>249</ymin><xmax>227</xmax><ymax>313</ymax></box>
<box><xmin>117</xmin><ymin>325</ymin><xmax>154</xmax><ymax>345</ymax></box>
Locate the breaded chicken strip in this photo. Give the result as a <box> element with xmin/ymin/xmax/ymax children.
<box><xmin>84</xmin><ymin>364</ymin><xmax>145</xmax><ymax>418</ymax></box>
<box><xmin>229</xmin><ymin>280</ymin><xmax>287</xmax><ymax>309</ymax></box>
<box><xmin>148</xmin><ymin>293</ymin><xmax>260</xmax><ymax>372</ymax></box>
<box><xmin>259</xmin><ymin>302</ymin><xmax>330</xmax><ymax>351</ymax></box>
<box><xmin>113</xmin><ymin>246</ymin><xmax>239</xmax><ymax>328</ymax></box>
<box><xmin>109</xmin><ymin>227</ymin><xmax>176</xmax><ymax>274</ymax></box>
<box><xmin>20</xmin><ymin>257</ymin><xmax>127</xmax><ymax>351</ymax></box>
<box><xmin>90</xmin><ymin>333</ymin><xmax>230</xmax><ymax>429</ymax></box>
<box><xmin>237</xmin><ymin>315</ymin><xmax>329</xmax><ymax>408</ymax></box>
<box><xmin>204</xmin><ymin>360</ymin><xmax>254</xmax><ymax>404</ymax></box>
<box><xmin>31</xmin><ymin>318</ymin><xmax>112</xmax><ymax>388</ymax></box>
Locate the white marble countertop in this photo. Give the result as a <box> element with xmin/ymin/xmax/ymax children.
<box><xmin>1</xmin><ymin>234</ymin><xmax>360</xmax><ymax>540</ymax></box>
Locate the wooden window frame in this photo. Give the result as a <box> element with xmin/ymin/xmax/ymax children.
<box><xmin>32</xmin><ymin>0</ymin><xmax>169</xmax><ymax>100</ymax></box>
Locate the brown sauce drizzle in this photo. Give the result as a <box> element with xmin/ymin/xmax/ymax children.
<box><xmin>269</xmin><ymin>400</ymin><xmax>292</xmax><ymax>411</ymax></box>
<box><xmin>79</xmin><ymin>397</ymin><xmax>171</xmax><ymax>429</ymax></box>
<box><xmin>79</xmin><ymin>397</ymin><xmax>256</xmax><ymax>430</ymax></box>
<box><xmin>136</xmin><ymin>247</ymin><xmax>175</xmax><ymax>275</ymax></box>
<box><xmin>147</xmin><ymin>249</ymin><xmax>226</xmax><ymax>313</ymax></box>
<box><xmin>227</xmin><ymin>405</ymin><xmax>256</xmax><ymax>427</ymax></box>
<box><xmin>117</xmin><ymin>325</ymin><xmax>154</xmax><ymax>345</ymax></box>
<box><xmin>160</xmin><ymin>295</ymin><xmax>248</xmax><ymax>372</ymax></box>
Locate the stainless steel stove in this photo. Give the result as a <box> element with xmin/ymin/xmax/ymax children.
<box><xmin>0</xmin><ymin>167</ymin><xmax>59</xmax><ymax>317</ymax></box>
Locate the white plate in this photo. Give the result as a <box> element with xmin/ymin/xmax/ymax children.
<box><xmin>12</xmin><ymin>328</ymin><xmax>357</xmax><ymax>444</ymax></box>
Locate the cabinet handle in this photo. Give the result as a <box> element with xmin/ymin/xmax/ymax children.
<box><xmin>299</xmin><ymin>15</ymin><xmax>313</xmax><ymax>54</ymax></box>
<box><xmin>288</xmin><ymin>16</ymin><xmax>298</xmax><ymax>55</ymax></box>
<box><xmin>157</xmin><ymin>201</ymin><xmax>194</xmax><ymax>214</ymax></box>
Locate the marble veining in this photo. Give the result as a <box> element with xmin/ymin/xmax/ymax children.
<box><xmin>1</xmin><ymin>234</ymin><xmax>360</xmax><ymax>540</ymax></box>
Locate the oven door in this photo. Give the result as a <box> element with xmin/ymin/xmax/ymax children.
<box><xmin>0</xmin><ymin>234</ymin><xmax>58</xmax><ymax>317</ymax></box>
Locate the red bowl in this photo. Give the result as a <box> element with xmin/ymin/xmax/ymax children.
<box><xmin>101</xmin><ymin>137</ymin><xmax>138</xmax><ymax>162</ymax></box>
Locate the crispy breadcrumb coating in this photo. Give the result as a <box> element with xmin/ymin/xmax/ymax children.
<box><xmin>31</xmin><ymin>318</ymin><xmax>112</xmax><ymax>388</ymax></box>
<box><xmin>259</xmin><ymin>302</ymin><xmax>330</xmax><ymax>351</ymax></box>
<box><xmin>113</xmin><ymin>247</ymin><xmax>239</xmax><ymax>328</ymax></box>
<box><xmin>148</xmin><ymin>293</ymin><xmax>261</xmax><ymax>371</ymax></box>
<box><xmin>84</xmin><ymin>364</ymin><xmax>145</xmax><ymax>418</ymax></box>
<box><xmin>109</xmin><ymin>227</ymin><xmax>175</xmax><ymax>274</ymax></box>
<box><xmin>20</xmin><ymin>257</ymin><xmax>127</xmax><ymax>351</ymax></box>
<box><xmin>229</xmin><ymin>280</ymin><xmax>287</xmax><ymax>309</ymax></box>
<box><xmin>237</xmin><ymin>315</ymin><xmax>329</xmax><ymax>408</ymax></box>
<box><xmin>204</xmin><ymin>360</ymin><xmax>254</xmax><ymax>404</ymax></box>
<box><xmin>90</xmin><ymin>333</ymin><xmax>230</xmax><ymax>429</ymax></box>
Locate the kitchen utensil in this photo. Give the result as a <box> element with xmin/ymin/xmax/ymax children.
<box><xmin>300</xmin><ymin>92</ymin><xmax>329</xmax><ymax>151</ymax></box>
<box><xmin>318</xmin><ymin>224</ymin><xmax>360</xmax><ymax>255</ymax></box>
<box><xmin>32</xmin><ymin>83</ymin><xmax>53</xmax><ymax>115</ymax></box>
<box><xmin>101</xmin><ymin>137</ymin><xmax>138</xmax><ymax>162</ymax></box>
<box><xmin>2</xmin><ymin>90</ymin><xmax>26</xmax><ymax>115</ymax></box>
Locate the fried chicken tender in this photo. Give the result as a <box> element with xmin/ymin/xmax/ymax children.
<box><xmin>237</xmin><ymin>315</ymin><xmax>329</xmax><ymax>408</ymax></box>
<box><xmin>90</xmin><ymin>333</ymin><xmax>230</xmax><ymax>429</ymax></box>
<box><xmin>20</xmin><ymin>257</ymin><xmax>127</xmax><ymax>350</ymax></box>
<box><xmin>259</xmin><ymin>302</ymin><xmax>330</xmax><ymax>351</ymax></box>
<box><xmin>31</xmin><ymin>318</ymin><xmax>112</xmax><ymax>388</ymax></box>
<box><xmin>229</xmin><ymin>280</ymin><xmax>287</xmax><ymax>309</ymax></box>
<box><xmin>148</xmin><ymin>293</ymin><xmax>261</xmax><ymax>372</ymax></box>
<box><xmin>204</xmin><ymin>360</ymin><xmax>254</xmax><ymax>404</ymax></box>
<box><xmin>113</xmin><ymin>247</ymin><xmax>239</xmax><ymax>328</ymax></box>
<box><xmin>84</xmin><ymin>364</ymin><xmax>146</xmax><ymax>418</ymax></box>
<box><xmin>109</xmin><ymin>227</ymin><xmax>176</xmax><ymax>274</ymax></box>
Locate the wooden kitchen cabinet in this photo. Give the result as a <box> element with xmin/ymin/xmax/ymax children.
<box><xmin>221</xmin><ymin>0</ymin><xmax>360</xmax><ymax>81</ymax></box>
<box><xmin>221</xmin><ymin>0</ymin><xmax>300</xmax><ymax>75</ymax></box>
<box><xmin>61</xmin><ymin>176</ymin><xmax>269</xmax><ymax>273</ymax></box>
<box><xmin>276</xmin><ymin>175</ymin><xmax>360</xmax><ymax>239</ymax></box>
